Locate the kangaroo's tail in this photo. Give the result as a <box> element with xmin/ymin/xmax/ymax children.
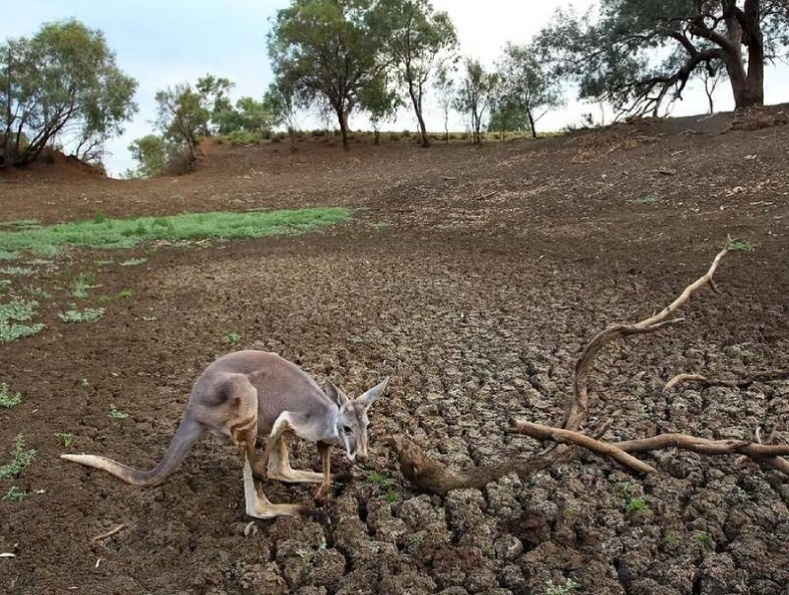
<box><xmin>61</xmin><ymin>414</ymin><xmax>205</xmax><ymax>487</ymax></box>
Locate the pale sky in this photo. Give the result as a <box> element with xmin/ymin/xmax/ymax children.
<box><xmin>2</xmin><ymin>1</ymin><xmax>788</xmax><ymax>177</ymax></box>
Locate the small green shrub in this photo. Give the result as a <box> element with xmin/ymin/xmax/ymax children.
<box><xmin>0</xmin><ymin>383</ymin><xmax>22</xmax><ymax>409</ymax></box>
<box><xmin>109</xmin><ymin>405</ymin><xmax>129</xmax><ymax>420</ymax></box>
<box><xmin>2</xmin><ymin>485</ymin><xmax>27</xmax><ymax>502</ymax></box>
<box><xmin>729</xmin><ymin>239</ymin><xmax>756</xmax><ymax>252</ymax></box>
<box><xmin>59</xmin><ymin>308</ymin><xmax>105</xmax><ymax>324</ymax></box>
<box><xmin>625</xmin><ymin>496</ymin><xmax>648</xmax><ymax>514</ymax></box>
<box><xmin>545</xmin><ymin>577</ymin><xmax>580</xmax><ymax>595</ymax></box>
<box><xmin>121</xmin><ymin>257</ymin><xmax>147</xmax><ymax>266</ymax></box>
<box><xmin>632</xmin><ymin>194</ymin><xmax>658</xmax><ymax>205</ymax></box>
<box><xmin>0</xmin><ymin>434</ymin><xmax>36</xmax><ymax>479</ymax></box>
<box><xmin>56</xmin><ymin>432</ymin><xmax>77</xmax><ymax>448</ymax></box>
<box><xmin>0</xmin><ymin>300</ymin><xmax>45</xmax><ymax>342</ymax></box>
<box><xmin>0</xmin><ymin>266</ymin><xmax>34</xmax><ymax>276</ymax></box>
<box><xmin>224</xmin><ymin>331</ymin><xmax>242</xmax><ymax>345</ymax></box>
<box><xmin>118</xmin><ymin>289</ymin><xmax>133</xmax><ymax>299</ymax></box>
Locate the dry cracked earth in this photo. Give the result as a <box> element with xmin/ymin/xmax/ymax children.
<box><xmin>1</xmin><ymin>108</ymin><xmax>788</xmax><ymax>594</ymax></box>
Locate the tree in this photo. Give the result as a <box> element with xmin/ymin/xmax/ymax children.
<box><xmin>374</xmin><ymin>0</ymin><xmax>457</xmax><ymax>147</ymax></box>
<box><xmin>263</xmin><ymin>81</ymin><xmax>298</xmax><ymax>140</ymax></box>
<box><xmin>536</xmin><ymin>1</ymin><xmax>789</xmax><ymax>116</ymax></box>
<box><xmin>433</xmin><ymin>63</ymin><xmax>455</xmax><ymax>142</ymax></box>
<box><xmin>0</xmin><ymin>19</ymin><xmax>137</xmax><ymax>167</ymax></box>
<box><xmin>154</xmin><ymin>83</ymin><xmax>208</xmax><ymax>162</ymax></box>
<box><xmin>454</xmin><ymin>58</ymin><xmax>498</xmax><ymax>144</ymax></box>
<box><xmin>487</xmin><ymin>100</ymin><xmax>530</xmax><ymax>140</ymax></box>
<box><xmin>494</xmin><ymin>42</ymin><xmax>563</xmax><ymax>138</ymax></box>
<box><xmin>124</xmin><ymin>134</ymin><xmax>174</xmax><ymax>179</ymax></box>
<box><xmin>268</xmin><ymin>0</ymin><xmax>386</xmax><ymax>149</ymax></box>
<box><xmin>360</xmin><ymin>75</ymin><xmax>401</xmax><ymax>144</ymax></box>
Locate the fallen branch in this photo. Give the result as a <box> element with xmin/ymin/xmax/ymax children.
<box><xmin>391</xmin><ymin>238</ymin><xmax>789</xmax><ymax>494</ymax></box>
<box><xmin>90</xmin><ymin>524</ymin><xmax>127</xmax><ymax>544</ymax></box>
<box><xmin>665</xmin><ymin>370</ymin><xmax>789</xmax><ymax>391</ymax></box>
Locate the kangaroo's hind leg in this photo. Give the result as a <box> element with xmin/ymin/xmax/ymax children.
<box><xmin>217</xmin><ymin>376</ymin><xmax>308</xmax><ymax>519</ymax></box>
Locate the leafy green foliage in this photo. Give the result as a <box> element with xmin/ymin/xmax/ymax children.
<box><xmin>545</xmin><ymin>577</ymin><xmax>580</xmax><ymax>595</ymax></box>
<box><xmin>492</xmin><ymin>42</ymin><xmax>563</xmax><ymax>138</ymax></box>
<box><xmin>373</xmin><ymin>0</ymin><xmax>458</xmax><ymax>146</ymax></box>
<box><xmin>59</xmin><ymin>308</ymin><xmax>105</xmax><ymax>323</ymax></box>
<box><xmin>535</xmin><ymin>1</ymin><xmax>789</xmax><ymax>115</ymax></box>
<box><xmin>125</xmin><ymin>134</ymin><xmax>174</xmax><ymax>179</ymax></box>
<box><xmin>268</xmin><ymin>0</ymin><xmax>387</xmax><ymax>148</ymax></box>
<box><xmin>109</xmin><ymin>405</ymin><xmax>129</xmax><ymax>420</ymax></box>
<box><xmin>454</xmin><ymin>58</ymin><xmax>498</xmax><ymax>144</ymax></box>
<box><xmin>0</xmin><ymin>435</ymin><xmax>36</xmax><ymax>479</ymax></box>
<box><xmin>56</xmin><ymin>432</ymin><xmax>77</xmax><ymax>448</ymax></box>
<box><xmin>2</xmin><ymin>485</ymin><xmax>27</xmax><ymax>502</ymax></box>
<box><xmin>71</xmin><ymin>271</ymin><xmax>99</xmax><ymax>298</ymax></box>
<box><xmin>0</xmin><ymin>300</ymin><xmax>45</xmax><ymax>342</ymax></box>
<box><xmin>730</xmin><ymin>239</ymin><xmax>756</xmax><ymax>252</ymax></box>
<box><xmin>433</xmin><ymin>63</ymin><xmax>456</xmax><ymax>142</ymax></box>
<box><xmin>0</xmin><ymin>383</ymin><xmax>22</xmax><ymax>409</ymax></box>
<box><xmin>0</xmin><ymin>19</ymin><xmax>138</xmax><ymax>166</ymax></box>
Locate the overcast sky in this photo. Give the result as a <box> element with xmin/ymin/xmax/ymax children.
<box><xmin>3</xmin><ymin>1</ymin><xmax>788</xmax><ymax>177</ymax></box>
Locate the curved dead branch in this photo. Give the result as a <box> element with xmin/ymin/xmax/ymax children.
<box><xmin>665</xmin><ymin>370</ymin><xmax>789</xmax><ymax>391</ymax></box>
<box><xmin>390</xmin><ymin>238</ymin><xmax>789</xmax><ymax>495</ymax></box>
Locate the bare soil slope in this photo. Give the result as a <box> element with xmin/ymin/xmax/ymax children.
<box><xmin>1</xmin><ymin>108</ymin><xmax>788</xmax><ymax>595</ymax></box>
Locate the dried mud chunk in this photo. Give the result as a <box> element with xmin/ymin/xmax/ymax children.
<box><xmin>302</xmin><ymin>548</ymin><xmax>347</xmax><ymax>591</ymax></box>
<box><xmin>235</xmin><ymin>561</ymin><xmax>288</xmax><ymax>594</ymax></box>
<box><xmin>445</xmin><ymin>488</ymin><xmax>495</xmax><ymax>549</ymax></box>
<box><xmin>367</xmin><ymin>502</ymin><xmax>409</xmax><ymax>544</ymax></box>
<box><xmin>698</xmin><ymin>552</ymin><xmax>749</xmax><ymax>595</ymax></box>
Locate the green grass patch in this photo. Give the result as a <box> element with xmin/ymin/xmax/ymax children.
<box><xmin>0</xmin><ymin>250</ymin><xmax>19</xmax><ymax>261</ymax></box>
<box><xmin>0</xmin><ymin>219</ymin><xmax>41</xmax><ymax>230</ymax></box>
<box><xmin>0</xmin><ymin>434</ymin><xmax>36</xmax><ymax>479</ymax></box>
<box><xmin>730</xmin><ymin>239</ymin><xmax>756</xmax><ymax>252</ymax></box>
<box><xmin>59</xmin><ymin>307</ymin><xmax>105</xmax><ymax>324</ymax></box>
<box><xmin>0</xmin><ymin>266</ymin><xmax>34</xmax><ymax>276</ymax></box>
<box><xmin>0</xmin><ymin>300</ymin><xmax>45</xmax><ymax>342</ymax></box>
<box><xmin>0</xmin><ymin>208</ymin><xmax>351</xmax><ymax>255</ymax></box>
<box><xmin>631</xmin><ymin>193</ymin><xmax>658</xmax><ymax>205</ymax></box>
<box><xmin>0</xmin><ymin>383</ymin><xmax>22</xmax><ymax>409</ymax></box>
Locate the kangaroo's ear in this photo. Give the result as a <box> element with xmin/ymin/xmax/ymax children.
<box><xmin>324</xmin><ymin>380</ymin><xmax>350</xmax><ymax>406</ymax></box>
<box><xmin>358</xmin><ymin>377</ymin><xmax>389</xmax><ymax>409</ymax></box>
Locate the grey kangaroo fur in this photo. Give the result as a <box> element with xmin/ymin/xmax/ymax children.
<box><xmin>62</xmin><ymin>350</ymin><xmax>388</xmax><ymax>519</ymax></box>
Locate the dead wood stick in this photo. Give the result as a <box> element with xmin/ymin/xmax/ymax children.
<box><xmin>665</xmin><ymin>369</ymin><xmax>789</xmax><ymax>391</ymax></box>
<box><xmin>90</xmin><ymin>524</ymin><xmax>127</xmax><ymax>544</ymax></box>
<box><xmin>512</xmin><ymin>421</ymin><xmax>657</xmax><ymax>473</ymax></box>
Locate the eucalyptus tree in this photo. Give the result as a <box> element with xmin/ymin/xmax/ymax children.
<box><xmin>268</xmin><ymin>0</ymin><xmax>388</xmax><ymax>149</ymax></box>
<box><xmin>535</xmin><ymin>0</ymin><xmax>789</xmax><ymax>116</ymax></box>
<box><xmin>373</xmin><ymin>0</ymin><xmax>457</xmax><ymax>147</ymax></box>
<box><xmin>0</xmin><ymin>19</ymin><xmax>137</xmax><ymax>166</ymax></box>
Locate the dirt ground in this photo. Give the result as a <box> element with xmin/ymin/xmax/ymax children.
<box><xmin>1</xmin><ymin>107</ymin><xmax>788</xmax><ymax>595</ymax></box>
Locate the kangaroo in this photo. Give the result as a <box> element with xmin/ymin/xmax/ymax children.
<box><xmin>61</xmin><ymin>350</ymin><xmax>388</xmax><ymax>519</ymax></box>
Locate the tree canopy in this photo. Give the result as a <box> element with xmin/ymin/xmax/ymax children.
<box><xmin>268</xmin><ymin>0</ymin><xmax>387</xmax><ymax>149</ymax></box>
<box><xmin>0</xmin><ymin>19</ymin><xmax>137</xmax><ymax>167</ymax></box>
<box><xmin>536</xmin><ymin>0</ymin><xmax>789</xmax><ymax>116</ymax></box>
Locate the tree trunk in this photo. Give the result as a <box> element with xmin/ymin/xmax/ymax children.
<box><xmin>407</xmin><ymin>80</ymin><xmax>429</xmax><ymax>148</ymax></box>
<box><xmin>336</xmin><ymin>107</ymin><xmax>350</xmax><ymax>150</ymax></box>
<box><xmin>526</xmin><ymin>107</ymin><xmax>537</xmax><ymax>139</ymax></box>
<box><xmin>723</xmin><ymin>0</ymin><xmax>764</xmax><ymax>109</ymax></box>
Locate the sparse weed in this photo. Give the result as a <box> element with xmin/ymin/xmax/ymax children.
<box><xmin>26</xmin><ymin>286</ymin><xmax>51</xmax><ymax>299</ymax></box>
<box><xmin>729</xmin><ymin>239</ymin><xmax>756</xmax><ymax>252</ymax></box>
<box><xmin>632</xmin><ymin>194</ymin><xmax>658</xmax><ymax>205</ymax></box>
<box><xmin>0</xmin><ymin>434</ymin><xmax>37</xmax><ymax>479</ymax></box>
<box><xmin>56</xmin><ymin>432</ymin><xmax>77</xmax><ymax>448</ymax></box>
<box><xmin>625</xmin><ymin>496</ymin><xmax>648</xmax><ymax>514</ymax></box>
<box><xmin>2</xmin><ymin>485</ymin><xmax>27</xmax><ymax>502</ymax></box>
<box><xmin>118</xmin><ymin>288</ymin><xmax>133</xmax><ymax>299</ymax></box>
<box><xmin>59</xmin><ymin>307</ymin><xmax>105</xmax><ymax>324</ymax></box>
<box><xmin>98</xmin><ymin>294</ymin><xmax>112</xmax><ymax>304</ymax></box>
<box><xmin>121</xmin><ymin>257</ymin><xmax>147</xmax><ymax>266</ymax></box>
<box><xmin>0</xmin><ymin>383</ymin><xmax>22</xmax><ymax>409</ymax></box>
<box><xmin>92</xmin><ymin>210</ymin><xmax>108</xmax><ymax>224</ymax></box>
<box><xmin>1</xmin><ymin>266</ymin><xmax>34</xmax><ymax>276</ymax></box>
<box><xmin>697</xmin><ymin>531</ymin><xmax>713</xmax><ymax>548</ymax></box>
<box><xmin>545</xmin><ymin>577</ymin><xmax>580</xmax><ymax>595</ymax></box>
<box><xmin>109</xmin><ymin>405</ymin><xmax>129</xmax><ymax>420</ymax></box>
<box><xmin>664</xmin><ymin>531</ymin><xmax>678</xmax><ymax>544</ymax></box>
<box><xmin>545</xmin><ymin>578</ymin><xmax>580</xmax><ymax>595</ymax></box>
<box><xmin>0</xmin><ymin>250</ymin><xmax>20</xmax><ymax>261</ymax></box>
<box><xmin>80</xmin><ymin>377</ymin><xmax>89</xmax><ymax>388</ymax></box>
<box><xmin>71</xmin><ymin>271</ymin><xmax>99</xmax><ymax>298</ymax></box>
<box><xmin>0</xmin><ymin>280</ymin><xmax>11</xmax><ymax>294</ymax></box>
<box><xmin>224</xmin><ymin>331</ymin><xmax>242</xmax><ymax>345</ymax></box>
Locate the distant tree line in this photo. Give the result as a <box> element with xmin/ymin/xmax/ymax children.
<box><xmin>1</xmin><ymin>1</ymin><xmax>787</xmax><ymax>173</ymax></box>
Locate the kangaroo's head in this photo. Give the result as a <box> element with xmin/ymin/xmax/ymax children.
<box><xmin>324</xmin><ymin>378</ymin><xmax>389</xmax><ymax>463</ymax></box>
